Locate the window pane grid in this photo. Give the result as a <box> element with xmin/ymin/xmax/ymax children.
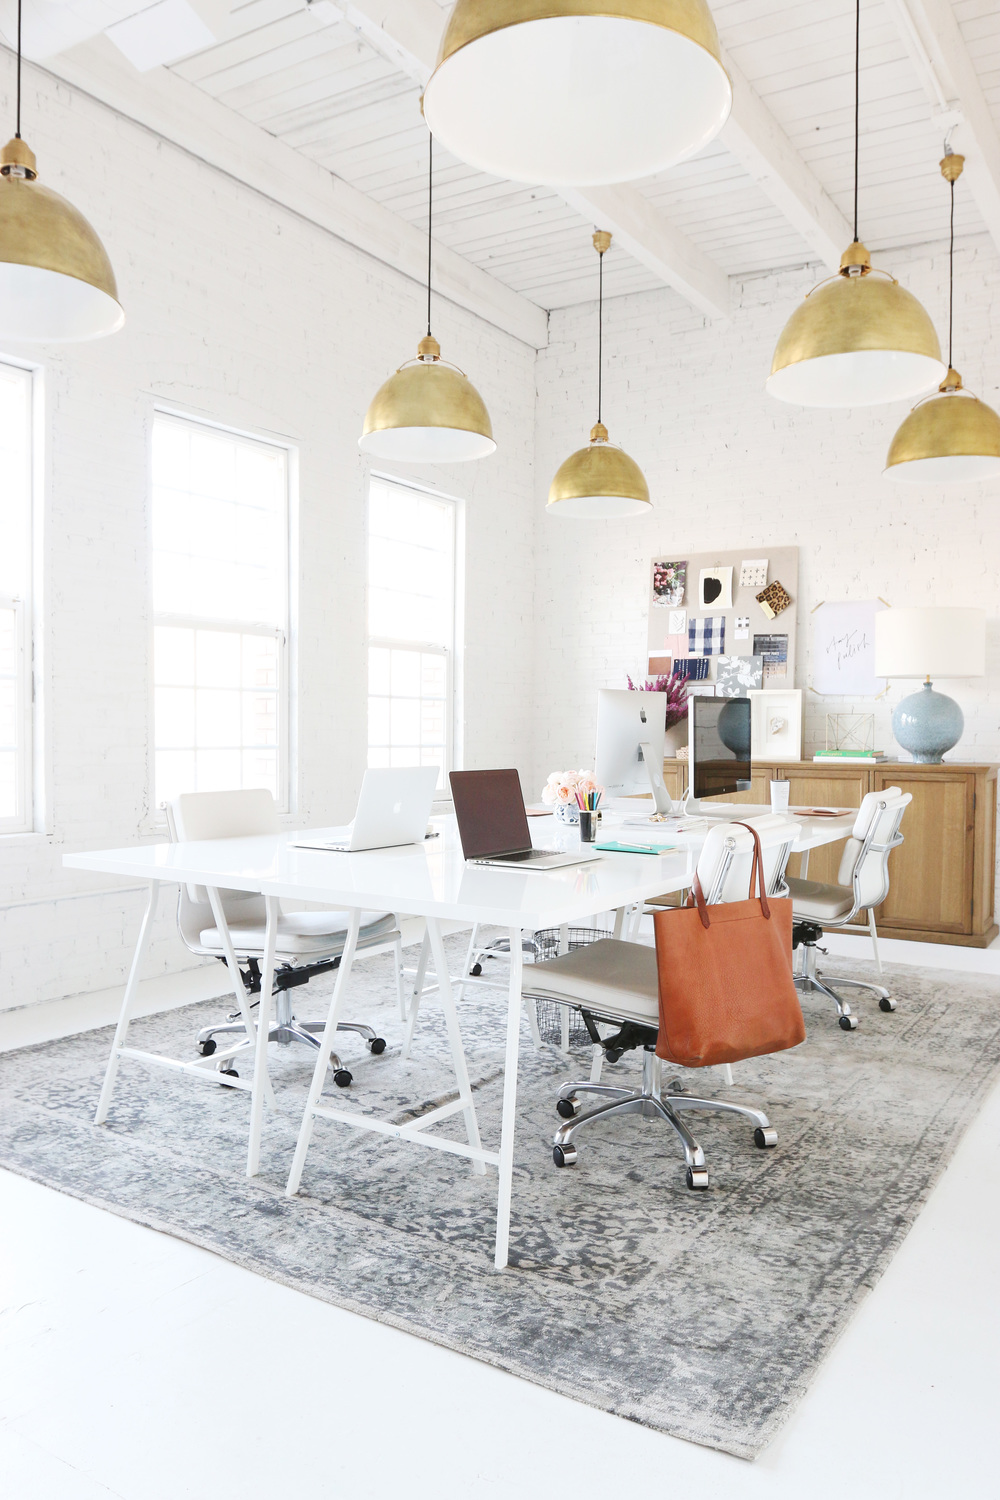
<box><xmin>152</xmin><ymin>413</ymin><xmax>289</xmax><ymax>810</ymax></box>
<box><xmin>0</xmin><ymin>359</ymin><xmax>32</xmax><ymax>833</ymax></box>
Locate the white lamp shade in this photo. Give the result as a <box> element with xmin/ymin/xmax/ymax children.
<box><xmin>765</xmin><ymin>348</ymin><xmax>945</xmax><ymax>408</ymax></box>
<box><xmin>422</xmin><ymin>15</ymin><xmax>732</xmax><ymax>186</ymax></box>
<box><xmin>358</xmin><ymin>426</ymin><xmax>496</xmax><ymax>462</ymax></box>
<box><xmin>0</xmin><ymin>261</ymin><xmax>124</xmax><ymax>341</ymax></box>
<box><xmin>546</xmin><ymin>493</ymin><xmax>651</xmax><ymax>518</ymax></box>
<box><xmin>874</xmin><ymin>607</ymin><xmax>986</xmax><ymax>679</ymax></box>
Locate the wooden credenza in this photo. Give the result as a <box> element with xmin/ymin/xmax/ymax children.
<box><xmin>661</xmin><ymin>758</ymin><xmax>998</xmax><ymax>948</ymax></box>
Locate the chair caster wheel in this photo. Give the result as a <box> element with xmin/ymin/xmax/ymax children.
<box><xmin>368</xmin><ymin>1037</ymin><xmax>387</xmax><ymax>1054</ymax></box>
<box><xmin>686</xmin><ymin>1166</ymin><xmax>709</xmax><ymax>1190</ymax></box>
<box><xmin>753</xmin><ymin>1127</ymin><xmax>777</xmax><ymax>1149</ymax></box>
<box><xmin>839</xmin><ymin>1014</ymin><xmax>859</xmax><ymax>1031</ymax></box>
<box><xmin>556</xmin><ymin>1097</ymin><xmax>579</xmax><ymax>1120</ymax></box>
<box><xmin>218</xmin><ymin>1067</ymin><xmax>239</xmax><ymax>1083</ymax></box>
<box><xmin>879</xmin><ymin>996</ymin><xmax>896</xmax><ymax>1012</ymax></box>
<box><xmin>470</xmin><ymin>963</ymin><xmax>483</xmax><ymax>976</ymax></box>
<box><xmin>198</xmin><ymin>1038</ymin><xmax>217</xmax><ymax>1056</ymax></box>
<box><xmin>552</xmin><ymin>1144</ymin><xmax>577</xmax><ymax>1167</ymax></box>
<box><xmin>333</xmin><ymin>1069</ymin><xmax>353</xmax><ymax>1088</ymax></box>
<box><xmin>605</xmin><ymin>1047</ymin><xmax>624</xmax><ymax>1064</ymax></box>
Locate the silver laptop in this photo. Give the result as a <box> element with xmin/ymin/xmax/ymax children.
<box><xmin>450</xmin><ymin>768</ymin><xmax>598</xmax><ymax>870</ymax></box>
<box><xmin>293</xmin><ymin>766</ymin><xmax>439</xmax><ymax>852</ymax></box>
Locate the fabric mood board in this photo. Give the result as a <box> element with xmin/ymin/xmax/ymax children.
<box><xmin>647</xmin><ymin>547</ymin><xmax>800</xmax><ymax>692</ymax></box>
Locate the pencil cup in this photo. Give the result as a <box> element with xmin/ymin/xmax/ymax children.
<box><xmin>580</xmin><ymin>810</ymin><xmax>598</xmax><ymax>843</ymax></box>
<box><xmin>770</xmin><ymin>780</ymin><xmax>790</xmax><ymax>814</ymax></box>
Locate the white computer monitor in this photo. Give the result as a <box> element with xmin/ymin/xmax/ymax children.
<box><xmin>594</xmin><ymin>689</ymin><xmax>671</xmax><ymax>812</ymax></box>
<box><xmin>687</xmin><ymin>696</ymin><xmax>752</xmax><ymax>809</ymax></box>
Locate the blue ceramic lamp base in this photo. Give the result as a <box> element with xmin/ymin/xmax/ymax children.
<box><xmin>891</xmin><ymin>680</ymin><xmax>964</xmax><ymax>764</ymax></box>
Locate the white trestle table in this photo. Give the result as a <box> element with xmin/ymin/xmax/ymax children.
<box><xmin>64</xmin><ymin>805</ymin><xmax>856</xmax><ymax>1268</ymax></box>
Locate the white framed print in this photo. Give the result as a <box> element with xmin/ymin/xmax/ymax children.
<box><xmin>749</xmin><ymin>688</ymin><xmax>803</xmax><ymax>762</ymax></box>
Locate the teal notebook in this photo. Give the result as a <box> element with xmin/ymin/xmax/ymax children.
<box><xmin>594</xmin><ymin>839</ymin><xmax>678</xmax><ymax>856</ymax></box>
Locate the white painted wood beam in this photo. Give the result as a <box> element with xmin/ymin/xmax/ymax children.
<box><xmin>720</xmin><ymin>53</ymin><xmax>852</xmax><ymax>272</ymax></box>
<box><xmin>337</xmin><ymin>0</ymin><xmax>731</xmax><ymax>319</ymax></box>
<box><xmin>882</xmin><ymin>0</ymin><xmax>1000</xmax><ymax>255</ymax></box>
<box><xmin>22</xmin><ymin>34</ymin><xmax>549</xmax><ymax>348</ymax></box>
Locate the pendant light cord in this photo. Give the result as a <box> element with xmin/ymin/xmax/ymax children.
<box><xmin>426</xmin><ymin>132</ymin><xmax>433</xmax><ymax>337</ymax></box>
<box><xmin>597</xmin><ymin>245</ymin><xmax>604</xmax><ymax>425</ymax></box>
<box><xmin>16</xmin><ymin>0</ymin><xmax>22</xmax><ymax>138</ymax></box>
<box><xmin>853</xmin><ymin>0</ymin><xmax>860</xmax><ymax>242</ymax></box>
<box><xmin>953</xmin><ymin>173</ymin><xmax>959</xmax><ymax>372</ymax></box>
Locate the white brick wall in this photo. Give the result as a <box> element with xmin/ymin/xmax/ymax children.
<box><xmin>530</xmin><ymin>239</ymin><xmax>1000</xmax><ymax>809</ymax></box>
<box><xmin>0</xmin><ymin>63</ymin><xmax>538</xmax><ymax>1012</ymax></box>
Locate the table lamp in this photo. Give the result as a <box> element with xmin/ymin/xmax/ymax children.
<box><xmin>874</xmin><ymin>607</ymin><xmax>986</xmax><ymax>762</ymax></box>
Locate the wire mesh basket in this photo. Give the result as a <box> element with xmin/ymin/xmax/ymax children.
<box><xmin>529</xmin><ymin>925</ymin><xmax>612</xmax><ymax>1047</ymax></box>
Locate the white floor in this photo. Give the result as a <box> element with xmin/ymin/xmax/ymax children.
<box><xmin>2</xmin><ymin>946</ymin><xmax>1000</xmax><ymax>1499</ymax></box>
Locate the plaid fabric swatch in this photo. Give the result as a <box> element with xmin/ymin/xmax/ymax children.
<box><xmin>673</xmin><ymin>657</ymin><xmax>710</xmax><ymax>681</ymax></box>
<box><xmin>688</xmin><ymin>616</ymin><xmax>726</xmax><ymax>656</ymax></box>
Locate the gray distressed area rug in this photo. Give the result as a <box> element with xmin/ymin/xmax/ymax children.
<box><xmin>1</xmin><ymin>935</ymin><xmax>999</xmax><ymax>1459</ymax></box>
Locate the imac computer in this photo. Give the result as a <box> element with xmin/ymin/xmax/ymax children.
<box><xmin>594</xmin><ymin>689</ymin><xmax>673</xmax><ymax>814</ymax></box>
<box><xmin>686</xmin><ymin>696</ymin><xmax>752</xmax><ymax>812</ymax></box>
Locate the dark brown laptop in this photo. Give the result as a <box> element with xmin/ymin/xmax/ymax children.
<box><xmin>449</xmin><ymin>769</ymin><xmax>597</xmax><ymax>869</ymax></box>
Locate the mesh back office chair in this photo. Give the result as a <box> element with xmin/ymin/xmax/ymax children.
<box><xmin>787</xmin><ymin>787</ymin><xmax>911</xmax><ymax>1030</ymax></box>
<box><xmin>521</xmin><ymin>814</ymin><xmax>801</xmax><ymax>1190</ymax></box>
<box><xmin>167</xmin><ymin>789</ymin><xmax>405</xmax><ymax>1086</ymax></box>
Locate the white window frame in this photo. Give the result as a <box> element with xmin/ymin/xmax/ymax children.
<box><xmin>0</xmin><ymin>359</ymin><xmax>35</xmax><ymax>836</ymax></box>
<box><xmin>150</xmin><ymin>408</ymin><xmax>292</xmax><ymax>816</ymax></box>
<box><xmin>366</xmin><ymin>474</ymin><xmax>462</xmax><ymax>790</ymax></box>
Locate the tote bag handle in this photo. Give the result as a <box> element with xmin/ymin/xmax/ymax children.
<box><xmin>688</xmin><ymin>821</ymin><xmax>771</xmax><ymax>929</ymax></box>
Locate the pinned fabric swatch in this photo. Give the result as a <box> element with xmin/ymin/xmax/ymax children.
<box><xmin>756</xmin><ymin>580</ymin><xmax>792</xmax><ymax>619</ymax></box>
<box><xmin>716</xmin><ymin>655</ymin><xmax>764</xmax><ymax>695</ymax></box>
<box><xmin>740</xmin><ymin>559</ymin><xmax>768</xmax><ymax>589</ymax></box>
<box><xmin>734</xmin><ymin>616</ymin><xmax>750</xmax><ymax>640</ymax></box>
<box><xmin>688</xmin><ymin>616</ymin><xmax>726</xmax><ymax>656</ymax></box>
<box><xmin>673</xmin><ymin>657</ymin><xmax>710</xmax><ymax>681</ymax></box>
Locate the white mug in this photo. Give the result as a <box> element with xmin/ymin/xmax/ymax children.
<box><xmin>770</xmin><ymin>779</ymin><xmax>790</xmax><ymax>813</ymax></box>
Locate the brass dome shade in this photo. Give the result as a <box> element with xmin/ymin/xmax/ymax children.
<box><xmin>421</xmin><ymin>0</ymin><xmax>732</xmax><ymax>185</ymax></box>
<box><xmin>0</xmin><ymin>136</ymin><xmax>123</xmax><ymax>342</ymax></box>
<box><xmin>885</xmin><ymin>154</ymin><xmax>1000</xmax><ymax>483</ymax></box>
<box><xmin>766</xmin><ymin>240</ymin><xmax>944</xmax><ymax>407</ymax></box>
<box><xmin>547</xmin><ymin>421</ymin><xmax>651</xmax><ymax>518</ymax></box>
<box><xmin>884</xmin><ymin>370</ymin><xmax>1000</xmax><ymax>483</ymax></box>
<box><xmin>360</xmin><ymin>335</ymin><xmax>496</xmax><ymax>462</ymax></box>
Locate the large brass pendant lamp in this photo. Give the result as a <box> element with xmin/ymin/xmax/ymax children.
<box><xmin>0</xmin><ymin>0</ymin><xmax>123</xmax><ymax>341</ymax></box>
<box><xmin>360</xmin><ymin>134</ymin><xmax>495</xmax><ymax>463</ymax></box>
<box><xmin>766</xmin><ymin>0</ymin><xmax>943</xmax><ymax>408</ymax></box>
<box><xmin>885</xmin><ymin>153</ymin><xmax>1000</xmax><ymax>484</ymax></box>
<box><xmin>421</xmin><ymin>0</ymin><xmax>731</xmax><ymax>187</ymax></box>
<box><xmin>548</xmin><ymin>232</ymin><xmax>650</xmax><ymax>518</ymax></box>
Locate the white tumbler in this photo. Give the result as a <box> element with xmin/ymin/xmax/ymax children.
<box><xmin>770</xmin><ymin>780</ymin><xmax>790</xmax><ymax>814</ymax></box>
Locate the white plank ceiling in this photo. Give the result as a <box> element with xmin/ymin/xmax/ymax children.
<box><xmin>169</xmin><ymin>0</ymin><xmax>1000</xmax><ymax>309</ymax></box>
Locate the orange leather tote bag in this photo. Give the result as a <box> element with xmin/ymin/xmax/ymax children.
<box><xmin>652</xmin><ymin>822</ymin><xmax>806</xmax><ymax>1068</ymax></box>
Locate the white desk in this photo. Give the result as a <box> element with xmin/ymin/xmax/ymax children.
<box><xmin>65</xmin><ymin>807</ymin><xmax>855</xmax><ymax>1268</ymax></box>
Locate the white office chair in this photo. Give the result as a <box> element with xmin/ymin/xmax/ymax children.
<box><xmin>167</xmin><ymin>789</ymin><xmax>405</xmax><ymax>1087</ymax></box>
<box><xmin>787</xmin><ymin>786</ymin><xmax>911</xmax><ymax>1030</ymax></box>
<box><xmin>521</xmin><ymin>814</ymin><xmax>801</xmax><ymax>1190</ymax></box>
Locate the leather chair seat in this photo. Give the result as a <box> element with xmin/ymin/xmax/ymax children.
<box><xmin>786</xmin><ymin>877</ymin><xmax>854</xmax><ymax>922</ymax></box>
<box><xmin>198</xmin><ymin>909</ymin><xmax>397</xmax><ymax>957</ymax></box>
<box><xmin>527</xmin><ymin>938</ymin><xmax>660</xmax><ymax>1026</ymax></box>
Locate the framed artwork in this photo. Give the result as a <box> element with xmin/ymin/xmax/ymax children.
<box><xmin>716</xmin><ymin>654</ymin><xmax>764</xmax><ymax>696</ymax></box>
<box><xmin>652</xmin><ymin>560</ymin><xmax>687</xmax><ymax>607</ymax></box>
<box><xmin>699</xmin><ymin>565</ymin><xmax>733</xmax><ymax>610</ymax></box>
<box><xmin>811</xmin><ymin>601</ymin><xmax>886</xmax><ymax>696</ymax></box>
<box><xmin>749</xmin><ymin>688</ymin><xmax>803</xmax><ymax>762</ymax></box>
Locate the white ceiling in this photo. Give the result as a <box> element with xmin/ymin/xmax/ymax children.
<box><xmin>16</xmin><ymin>0</ymin><xmax>1000</xmax><ymax>313</ymax></box>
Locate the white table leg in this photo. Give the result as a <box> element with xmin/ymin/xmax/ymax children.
<box><xmin>286</xmin><ymin>909</ymin><xmax>362</xmax><ymax>1197</ymax></box>
<box><xmin>799</xmin><ymin>848</ymin><xmax>811</xmax><ymax>879</ymax></box>
<box><xmin>612</xmin><ymin>905</ymin><xmax>626</xmax><ymax>939</ymax></box>
<box><xmin>424</xmin><ymin>916</ymin><xmax>485</xmax><ymax>1176</ymax></box>
<box><xmin>246</xmin><ymin>895</ymin><xmax>279</xmax><ymax>1178</ymax></box>
<box><xmin>94</xmin><ymin>881</ymin><xmax>161</xmax><ymax>1125</ymax></box>
<box><xmin>494</xmin><ymin>925</ymin><xmax>524</xmax><ymax>1270</ymax></box>
<box><xmin>401</xmin><ymin>927</ymin><xmax>431</xmax><ymax>1061</ymax></box>
<box><xmin>455</xmin><ymin>922</ymin><xmax>480</xmax><ymax>1003</ymax></box>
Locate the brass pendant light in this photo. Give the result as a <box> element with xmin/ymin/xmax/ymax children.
<box><xmin>547</xmin><ymin>232</ymin><xmax>651</xmax><ymax>518</ymax></box>
<box><xmin>421</xmin><ymin>0</ymin><xmax>731</xmax><ymax>187</ymax></box>
<box><xmin>359</xmin><ymin>133</ymin><xmax>495</xmax><ymax>463</ymax></box>
<box><xmin>766</xmin><ymin>0</ymin><xmax>943</xmax><ymax>408</ymax></box>
<box><xmin>885</xmin><ymin>152</ymin><xmax>1000</xmax><ymax>483</ymax></box>
<box><xmin>0</xmin><ymin>0</ymin><xmax>123</xmax><ymax>341</ymax></box>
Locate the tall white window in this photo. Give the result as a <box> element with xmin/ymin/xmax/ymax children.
<box><xmin>0</xmin><ymin>361</ymin><xmax>33</xmax><ymax>834</ymax></box>
<box><xmin>151</xmin><ymin>412</ymin><xmax>290</xmax><ymax>809</ymax></box>
<box><xmin>367</xmin><ymin>478</ymin><xmax>457</xmax><ymax>788</ymax></box>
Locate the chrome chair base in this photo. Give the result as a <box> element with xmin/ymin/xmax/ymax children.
<box><xmin>794</xmin><ymin>939</ymin><xmax>895</xmax><ymax>1031</ymax></box>
<box><xmin>196</xmin><ymin>986</ymin><xmax>386</xmax><ymax>1086</ymax></box>
<box><xmin>552</xmin><ymin>1048</ymin><xmax>776</xmax><ymax>1190</ymax></box>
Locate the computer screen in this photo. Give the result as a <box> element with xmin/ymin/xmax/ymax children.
<box><xmin>449</xmin><ymin>769</ymin><xmax>531</xmax><ymax>859</ymax></box>
<box><xmin>594</xmin><ymin>689</ymin><xmax>667</xmax><ymax>798</ymax></box>
<box><xmin>689</xmin><ymin>697</ymin><xmax>752</xmax><ymax>800</ymax></box>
